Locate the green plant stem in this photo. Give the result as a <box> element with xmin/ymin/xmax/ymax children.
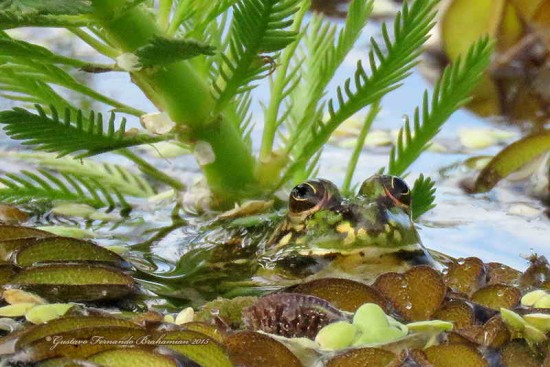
<box><xmin>118</xmin><ymin>149</ymin><xmax>185</xmax><ymax>191</ymax></box>
<box><xmin>91</xmin><ymin>0</ymin><xmax>258</xmax><ymax>204</ymax></box>
<box><xmin>259</xmin><ymin>3</ymin><xmax>308</xmax><ymax>163</ymax></box>
<box><xmin>158</xmin><ymin>0</ymin><xmax>173</xmax><ymax>32</ymax></box>
<box><xmin>341</xmin><ymin>99</ymin><xmax>380</xmax><ymax>194</ymax></box>
<box><xmin>69</xmin><ymin>28</ymin><xmax>119</xmax><ymax>58</ymax></box>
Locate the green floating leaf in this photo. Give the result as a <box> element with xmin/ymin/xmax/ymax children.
<box><xmin>473</xmin><ymin>131</ymin><xmax>550</xmax><ymax>192</ymax></box>
<box><xmin>471</xmin><ymin>284</ymin><xmax>521</xmax><ymax>310</ymax></box>
<box><xmin>422</xmin><ymin>344</ymin><xmax>488</xmax><ymax>367</ymax></box>
<box><xmin>410</xmin><ymin>174</ymin><xmax>436</xmax><ymax>220</ymax></box>
<box><xmin>25</xmin><ymin>303</ymin><xmax>73</xmax><ymax>324</ymax></box>
<box><xmin>0</xmin><ymin>225</ymin><xmax>55</xmax><ymax>241</ymax></box>
<box><xmin>160</xmin><ymin>330</ymin><xmax>233</xmax><ymax>367</ymax></box>
<box><xmin>88</xmin><ymin>349</ymin><xmax>179</xmax><ymax>367</ymax></box>
<box><xmin>135</xmin><ymin>36</ymin><xmax>216</xmax><ymax>67</ymax></box>
<box><xmin>5</xmin><ymin>264</ymin><xmax>137</xmax><ymax>302</ymax></box>
<box><xmin>15</xmin><ymin>316</ymin><xmax>140</xmax><ymax>349</ymax></box>
<box><xmin>292</xmin><ymin>277</ymin><xmax>388</xmax><ymax>312</ymax></box>
<box><xmin>11</xmin><ymin>237</ymin><xmax>127</xmax><ymax>267</ymax></box>
<box><xmin>225</xmin><ymin>331</ymin><xmax>302</xmax><ymax>367</ymax></box>
<box><xmin>15</xmin><ymin>326</ymin><xmax>148</xmax><ymax>362</ymax></box>
<box><xmin>0</xmin><ymin>105</ymin><xmax>162</xmax><ymax>159</ymax></box>
<box><xmin>326</xmin><ymin>347</ymin><xmax>399</xmax><ymax>367</ymax></box>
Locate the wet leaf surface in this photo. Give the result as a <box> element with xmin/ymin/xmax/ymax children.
<box><xmin>423</xmin><ymin>343</ymin><xmax>489</xmax><ymax>367</ymax></box>
<box><xmin>473</xmin><ymin>131</ymin><xmax>550</xmax><ymax>192</ymax></box>
<box><xmin>470</xmin><ymin>284</ymin><xmax>521</xmax><ymax>310</ymax></box>
<box><xmin>88</xmin><ymin>349</ymin><xmax>179</xmax><ymax>367</ymax></box>
<box><xmin>291</xmin><ymin>277</ymin><xmax>387</xmax><ymax>312</ymax></box>
<box><xmin>0</xmin><ymin>225</ymin><xmax>55</xmax><ymax>242</ymax></box>
<box><xmin>4</xmin><ymin>264</ymin><xmax>137</xmax><ymax>302</ymax></box>
<box><xmin>455</xmin><ymin>315</ymin><xmax>510</xmax><ymax>348</ymax></box>
<box><xmin>12</xmin><ymin>237</ymin><xmax>127</xmax><ymax>267</ymax></box>
<box><xmin>432</xmin><ymin>300</ymin><xmax>475</xmax><ymax>329</ymax></box>
<box><xmin>499</xmin><ymin>339</ymin><xmax>543</xmax><ymax>367</ymax></box>
<box><xmin>326</xmin><ymin>347</ymin><xmax>400</xmax><ymax>367</ymax></box>
<box><xmin>444</xmin><ymin>257</ymin><xmax>486</xmax><ymax>296</ymax></box>
<box><xmin>224</xmin><ymin>331</ymin><xmax>302</xmax><ymax>367</ymax></box>
<box><xmin>373</xmin><ymin>266</ymin><xmax>446</xmax><ymax>321</ymax></box>
<box><xmin>156</xmin><ymin>329</ymin><xmax>233</xmax><ymax>367</ymax></box>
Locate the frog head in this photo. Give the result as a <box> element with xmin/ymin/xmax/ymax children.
<box><xmin>267</xmin><ymin>175</ymin><xmax>423</xmax><ymax>258</ymax></box>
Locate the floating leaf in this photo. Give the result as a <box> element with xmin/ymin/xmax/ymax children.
<box><xmin>315</xmin><ymin>321</ymin><xmax>358</xmax><ymax>350</ymax></box>
<box><xmin>292</xmin><ymin>277</ymin><xmax>387</xmax><ymax>312</ymax></box>
<box><xmin>15</xmin><ymin>316</ymin><xmax>140</xmax><ymax>348</ymax></box>
<box><xmin>0</xmin><ymin>302</ymin><xmax>35</xmax><ymax>317</ymax></box>
<box><xmin>473</xmin><ymin>131</ymin><xmax>550</xmax><ymax>192</ymax></box>
<box><xmin>242</xmin><ymin>293</ymin><xmax>346</xmax><ymax>339</ymax></box>
<box><xmin>157</xmin><ymin>330</ymin><xmax>233</xmax><ymax>367</ymax></box>
<box><xmin>5</xmin><ymin>264</ymin><xmax>137</xmax><ymax>302</ymax></box>
<box><xmin>433</xmin><ymin>300</ymin><xmax>475</xmax><ymax>329</ymax></box>
<box><xmin>499</xmin><ymin>339</ymin><xmax>543</xmax><ymax>367</ymax></box>
<box><xmin>11</xmin><ymin>237</ymin><xmax>127</xmax><ymax>267</ymax></box>
<box><xmin>225</xmin><ymin>331</ymin><xmax>302</xmax><ymax>367</ymax></box>
<box><xmin>444</xmin><ymin>257</ymin><xmax>487</xmax><ymax>296</ymax></box>
<box><xmin>326</xmin><ymin>347</ymin><xmax>400</xmax><ymax>367</ymax></box>
<box><xmin>455</xmin><ymin>315</ymin><xmax>510</xmax><ymax>348</ymax></box>
<box><xmin>486</xmin><ymin>262</ymin><xmax>521</xmax><ymax>285</ymax></box>
<box><xmin>373</xmin><ymin>266</ymin><xmax>446</xmax><ymax>321</ymax></box>
<box><xmin>0</xmin><ymin>225</ymin><xmax>55</xmax><ymax>241</ymax></box>
<box><xmin>88</xmin><ymin>349</ymin><xmax>179</xmax><ymax>367</ymax></box>
<box><xmin>25</xmin><ymin>303</ymin><xmax>74</xmax><ymax>324</ymax></box>
<box><xmin>423</xmin><ymin>343</ymin><xmax>488</xmax><ymax>367</ymax></box>
<box><xmin>15</xmin><ymin>326</ymin><xmax>148</xmax><ymax>362</ymax></box>
<box><xmin>3</xmin><ymin>289</ymin><xmax>45</xmax><ymax>305</ymax></box>
<box><xmin>0</xmin><ymin>265</ymin><xmax>18</xmax><ymax>285</ymax></box>
<box><xmin>471</xmin><ymin>284</ymin><xmax>521</xmax><ymax>310</ymax></box>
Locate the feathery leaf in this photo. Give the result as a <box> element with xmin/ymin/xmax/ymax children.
<box><xmin>410</xmin><ymin>174</ymin><xmax>436</xmax><ymax>219</ymax></box>
<box><xmin>388</xmin><ymin>37</ymin><xmax>493</xmax><ymax>175</ymax></box>
<box><xmin>135</xmin><ymin>36</ymin><xmax>216</xmax><ymax>67</ymax></box>
<box><xmin>13</xmin><ymin>153</ymin><xmax>156</xmax><ymax>198</ymax></box>
<box><xmin>0</xmin><ymin>170</ymin><xmax>128</xmax><ymax>208</ymax></box>
<box><xmin>0</xmin><ymin>105</ymin><xmax>163</xmax><ymax>158</ymax></box>
<box><xmin>212</xmin><ymin>0</ymin><xmax>300</xmax><ymax>111</ymax></box>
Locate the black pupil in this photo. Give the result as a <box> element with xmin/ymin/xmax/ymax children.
<box><xmin>392</xmin><ymin>178</ymin><xmax>409</xmax><ymax>194</ymax></box>
<box><xmin>292</xmin><ymin>184</ymin><xmax>312</xmax><ymax>199</ymax></box>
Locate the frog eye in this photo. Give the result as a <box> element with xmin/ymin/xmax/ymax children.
<box><xmin>384</xmin><ymin>176</ymin><xmax>411</xmax><ymax>207</ymax></box>
<box><xmin>289</xmin><ymin>182</ymin><xmax>323</xmax><ymax>213</ymax></box>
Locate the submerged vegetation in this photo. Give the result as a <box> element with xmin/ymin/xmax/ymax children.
<box><xmin>0</xmin><ymin>0</ymin><xmax>492</xmax><ymax>211</ymax></box>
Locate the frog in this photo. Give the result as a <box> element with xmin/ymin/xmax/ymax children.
<box><xmin>149</xmin><ymin>174</ymin><xmax>438</xmax><ymax>300</ymax></box>
<box><xmin>257</xmin><ymin>174</ymin><xmax>438</xmax><ymax>280</ymax></box>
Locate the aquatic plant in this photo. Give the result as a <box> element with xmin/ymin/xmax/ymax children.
<box><xmin>0</xmin><ymin>0</ymin><xmax>491</xmax><ymax>210</ymax></box>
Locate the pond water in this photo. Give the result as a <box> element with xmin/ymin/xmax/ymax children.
<box><xmin>1</xmin><ymin>4</ymin><xmax>548</xmax><ymax>271</ymax></box>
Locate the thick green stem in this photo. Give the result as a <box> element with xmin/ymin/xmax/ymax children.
<box><xmin>341</xmin><ymin>100</ymin><xmax>380</xmax><ymax>194</ymax></box>
<box><xmin>91</xmin><ymin>0</ymin><xmax>258</xmax><ymax>204</ymax></box>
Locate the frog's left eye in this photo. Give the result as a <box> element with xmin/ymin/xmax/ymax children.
<box><xmin>384</xmin><ymin>176</ymin><xmax>411</xmax><ymax>207</ymax></box>
<box><xmin>289</xmin><ymin>182</ymin><xmax>323</xmax><ymax>213</ymax></box>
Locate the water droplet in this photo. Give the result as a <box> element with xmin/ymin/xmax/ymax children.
<box><xmin>457</xmin><ymin>258</ymin><xmax>466</xmax><ymax>265</ymax></box>
<box><xmin>405</xmin><ymin>302</ymin><xmax>413</xmax><ymax>310</ymax></box>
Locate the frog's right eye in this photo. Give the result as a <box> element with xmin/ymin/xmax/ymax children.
<box><xmin>289</xmin><ymin>182</ymin><xmax>323</xmax><ymax>213</ymax></box>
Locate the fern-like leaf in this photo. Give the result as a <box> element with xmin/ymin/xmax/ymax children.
<box><xmin>410</xmin><ymin>174</ymin><xmax>436</xmax><ymax>220</ymax></box>
<box><xmin>388</xmin><ymin>37</ymin><xmax>493</xmax><ymax>175</ymax></box>
<box><xmin>0</xmin><ymin>170</ymin><xmax>128</xmax><ymax>209</ymax></box>
<box><xmin>135</xmin><ymin>36</ymin><xmax>216</xmax><ymax>67</ymax></box>
<box><xmin>278</xmin><ymin>0</ymin><xmax>438</xmax><ymax>187</ymax></box>
<box><xmin>212</xmin><ymin>0</ymin><xmax>300</xmax><ymax>111</ymax></box>
<box><xmin>0</xmin><ymin>105</ymin><xmax>163</xmax><ymax>158</ymax></box>
<box><xmin>13</xmin><ymin>153</ymin><xmax>156</xmax><ymax>198</ymax></box>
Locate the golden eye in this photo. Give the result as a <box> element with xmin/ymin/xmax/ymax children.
<box><xmin>289</xmin><ymin>182</ymin><xmax>321</xmax><ymax>213</ymax></box>
<box><xmin>385</xmin><ymin>176</ymin><xmax>411</xmax><ymax>207</ymax></box>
